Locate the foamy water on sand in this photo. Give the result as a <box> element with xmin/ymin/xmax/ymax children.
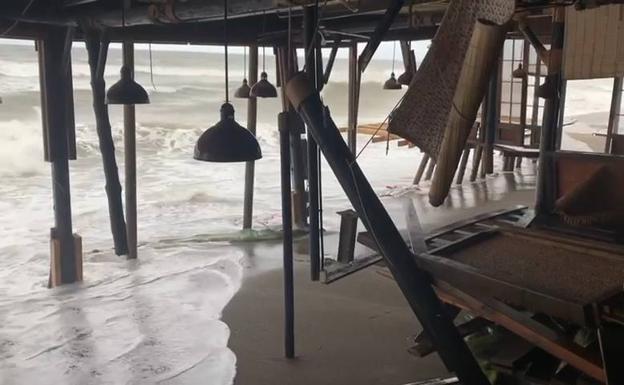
<box><xmin>0</xmin><ymin>40</ymin><xmax>422</xmax><ymax>384</ymax></box>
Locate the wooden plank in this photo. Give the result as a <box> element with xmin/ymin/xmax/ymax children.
<box><xmin>592</xmin><ymin>6</ymin><xmax>608</xmax><ymax>77</ymax></box>
<box><xmin>410</xmin><ymin>317</ymin><xmax>490</xmax><ymax>358</ymax></box>
<box><xmin>434</xmin><ymin>281</ymin><xmax>606</xmax><ymax>383</ymax></box>
<box><xmin>603</xmin><ymin>6</ymin><xmax>619</xmax><ymax>76</ymax></box>
<box><xmin>617</xmin><ymin>5</ymin><xmax>624</xmax><ymax>75</ymax></box>
<box><xmin>563</xmin><ymin>5</ymin><xmax>576</xmax><ymax>79</ymax></box>
<box><xmin>581</xmin><ymin>8</ymin><xmax>595</xmax><ymax>79</ymax></box>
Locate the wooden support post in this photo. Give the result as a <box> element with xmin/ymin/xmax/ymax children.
<box><xmin>424</xmin><ymin>158</ymin><xmax>435</xmax><ymax>181</ymax></box>
<box><xmin>336</xmin><ymin>209</ymin><xmax>358</xmax><ymax>264</ymax></box>
<box><xmin>304</xmin><ymin>5</ymin><xmax>321</xmax><ymax>281</ymax></box>
<box><xmin>347</xmin><ymin>42</ymin><xmax>359</xmax><ymax>153</ymax></box>
<box><xmin>286</xmin><ymin>73</ymin><xmax>490</xmax><ymax>385</ymax></box>
<box><xmin>413</xmin><ymin>154</ymin><xmax>430</xmax><ymax>185</ymax></box>
<box><xmin>483</xmin><ymin>57</ymin><xmax>501</xmax><ymax>176</ymax></box>
<box><xmin>243</xmin><ymin>44</ymin><xmax>258</xmax><ymax>229</ymax></box>
<box><xmin>536</xmin><ymin>8</ymin><xmax>565</xmax><ymax>216</ymax></box>
<box><xmin>123</xmin><ymin>41</ymin><xmax>138</xmax><ymax>260</ymax></box>
<box><xmin>85</xmin><ymin>32</ymin><xmax>129</xmax><ymax>256</ymax></box>
<box><xmin>39</xmin><ymin>27</ymin><xmax>82</xmax><ymax>287</ymax></box>
<box><xmin>470</xmin><ymin>145</ymin><xmax>483</xmax><ymax>182</ymax></box>
<box><xmin>605</xmin><ymin>77</ymin><xmax>623</xmax><ymax>153</ymax></box>
<box><xmin>279</xmin><ymin>111</ymin><xmax>295</xmax><ymax>359</ymax></box>
<box><xmin>455</xmin><ymin>148</ymin><xmax>470</xmax><ymax>185</ymax></box>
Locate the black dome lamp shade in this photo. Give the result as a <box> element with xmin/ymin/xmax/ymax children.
<box><xmin>512</xmin><ymin>63</ymin><xmax>528</xmax><ymax>79</ymax></box>
<box><xmin>234</xmin><ymin>47</ymin><xmax>251</xmax><ymax>99</ymax></box>
<box><xmin>397</xmin><ymin>70</ymin><xmax>413</xmax><ymax>86</ymax></box>
<box><xmin>383</xmin><ymin>41</ymin><xmax>402</xmax><ymax>90</ymax></box>
<box><xmin>194</xmin><ymin>0</ymin><xmax>262</xmax><ymax>163</ymax></box>
<box><xmin>194</xmin><ymin>103</ymin><xmax>262</xmax><ymax>162</ymax></box>
<box><xmin>106</xmin><ymin>65</ymin><xmax>150</xmax><ymax>105</ymax></box>
<box><xmin>106</xmin><ymin>1</ymin><xmax>150</xmax><ymax>105</ymax></box>
<box><xmin>250</xmin><ymin>71</ymin><xmax>278</xmax><ymax>98</ymax></box>
<box><xmin>383</xmin><ymin>72</ymin><xmax>402</xmax><ymax>90</ymax></box>
<box><xmin>249</xmin><ymin>15</ymin><xmax>277</xmax><ymax>99</ymax></box>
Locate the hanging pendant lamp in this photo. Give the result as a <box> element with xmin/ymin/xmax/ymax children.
<box><xmin>512</xmin><ymin>63</ymin><xmax>528</xmax><ymax>79</ymax></box>
<box><xmin>194</xmin><ymin>0</ymin><xmax>262</xmax><ymax>163</ymax></box>
<box><xmin>235</xmin><ymin>47</ymin><xmax>251</xmax><ymax>98</ymax></box>
<box><xmin>106</xmin><ymin>1</ymin><xmax>150</xmax><ymax>105</ymax></box>
<box><xmin>397</xmin><ymin>70</ymin><xmax>413</xmax><ymax>86</ymax></box>
<box><xmin>249</xmin><ymin>12</ymin><xmax>277</xmax><ymax>98</ymax></box>
<box><xmin>383</xmin><ymin>41</ymin><xmax>402</xmax><ymax>90</ymax></box>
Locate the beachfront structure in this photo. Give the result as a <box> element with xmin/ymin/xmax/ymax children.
<box><xmin>3</xmin><ymin>0</ymin><xmax>624</xmax><ymax>384</ymax></box>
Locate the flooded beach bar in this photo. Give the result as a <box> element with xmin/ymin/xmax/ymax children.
<box><xmin>4</xmin><ymin>0</ymin><xmax>624</xmax><ymax>384</ymax></box>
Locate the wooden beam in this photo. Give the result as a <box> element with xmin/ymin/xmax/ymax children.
<box><xmin>358</xmin><ymin>0</ymin><xmax>405</xmax><ymax>73</ymax></box>
<box><xmin>605</xmin><ymin>77</ymin><xmax>623</xmax><ymax>153</ymax></box>
<box><xmin>434</xmin><ymin>281</ymin><xmax>605</xmax><ymax>383</ymax></box>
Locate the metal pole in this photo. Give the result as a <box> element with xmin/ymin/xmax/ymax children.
<box><xmin>286</xmin><ymin>73</ymin><xmax>490</xmax><ymax>385</ymax></box>
<box><xmin>347</xmin><ymin>42</ymin><xmax>358</xmax><ymax>153</ymax></box>
<box><xmin>279</xmin><ymin>111</ymin><xmax>295</xmax><ymax>359</ymax></box>
<box><xmin>536</xmin><ymin>8</ymin><xmax>565</xmax><ymax>215</ymax></box>
<box><xmin>304</xmin><ymin>6</ymin><xmax>321</xmax><ymax>281</ymax></box>
<box><xmin>123</xmin><ymin>41</ymin><xmax>138</xmax><ymax>259</ymax></box>
<box><xmin>243</xmin><ymin>44</ymin><xmax>259</xmax><ymax>229</ymax></box>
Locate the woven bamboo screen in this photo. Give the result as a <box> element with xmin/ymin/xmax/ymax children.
<box><xmin>388</xmin><ymin>0</ymin><xmax>515</xmax><ymax>159</ymax></box>
<box><xmin>563</xmin><ymin>4</ymin><xmax>624</xmax><ymax>80</ymax></box>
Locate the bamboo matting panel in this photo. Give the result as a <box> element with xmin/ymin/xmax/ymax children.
<box><xmin>388</xmin><ymin>0</ymin><xmax>515</xmax><ymax>159</ymax></box>
<box><xmin>563</xmin><ymin>4</ymin><xmax>624</xmax><ymax>80</ymax></box>
<box><xmin>447</xmin><ymin>233</ymin><xmax>624</xmax><ymax>304</ymax></box>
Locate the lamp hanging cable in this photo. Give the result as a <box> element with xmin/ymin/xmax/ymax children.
<box><xmin>223</xmin><ymin>0</ymin><xmax>229</xmax><ymax>103</ymax></box>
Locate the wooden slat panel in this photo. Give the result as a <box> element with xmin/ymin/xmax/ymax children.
<box><xmin>564</xmin><ymin>4</ymin><xmax>624</xmax><ymax>79</ymax></box>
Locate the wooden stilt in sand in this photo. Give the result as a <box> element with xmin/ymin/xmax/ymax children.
<box><xmin>429</xmin><ymin>20</ymin><xmax>506</xmax><ymax>206</ymax></box>
<box><xmin>243</xmin><ymin>44</ymin><xmax>258</xmax><ymax>230</ymax></box>
<box><xmin>85</xmin><ymin>31</ymin><xmax>129</xmax><ymax>256</ymax></box>
<box><xmin>38</xmin><ymin>27</ymin><xmax>82</xmax><ymax>286</ymax></box>
<box><xmin>483</xmin><ymin>57</ymin><xmax>502</xmax><ymax>176</ymax></box>
<box><xmin>123</xmin><ymin>41</ymin><xmax>138</xmax><ymax>259</ymax></box>
<box><xmin>277</xmin><ymin>45</ymin><xmax>296</xmax><ymax>359</ymax></box>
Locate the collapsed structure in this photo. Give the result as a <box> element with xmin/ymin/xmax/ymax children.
<box><xmin>3</xmin><ymin>0</ymin><xmax>624</xmax><ymax>383</ymax></box>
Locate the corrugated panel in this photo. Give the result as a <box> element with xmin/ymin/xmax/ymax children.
<box><xmin>564</xmin><ymin>4</ymin><xmax>624</xmax><ymax>79</ymax></box>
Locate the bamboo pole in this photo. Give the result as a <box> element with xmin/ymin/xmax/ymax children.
<box><xmin>243</xmin><ymin>44</ymin><xmax>258</xmax><ymax>229</ymax></box>
<box><xmin>429</xmin><ymin>20</ymin><xmax>507</xmax><ymax>206</ymax></box>
<box><xmin>85</xmin><ymin>32</ymin><xmax>129</xmax><ymax>256</ymax></box>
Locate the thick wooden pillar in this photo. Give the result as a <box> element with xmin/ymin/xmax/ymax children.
<box><xmin>536</xmin><ymin>8</ymin><xmax>565</xmax><ymax>216</ymax></box>
<box><xmin>38</xmin><ymin>28</ymin><xmax>82</xmax><ymax>286</ymax></box>
<box><xmin>483</xmin><ymin>57</ymin><xmax>501</xmax><ymax>175</ymax></box>
<box><xmin>85</xmin><ymin>32</ymin><xmax>129</xmax><ymax>256</ymax></box>
<box><xmin>123</xmin><ymin>42</ymin><xmax>138</xmax><ymax>259</ymax></box>
<box><xmin>243</xmin><ymin>44</ymin><xmax>258</xmax><ymax>229</ymax></box>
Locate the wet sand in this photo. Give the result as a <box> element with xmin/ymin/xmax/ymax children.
<box><xmin>223</xmin><ymin>170</ymin><xmax>536</xmax><ymax>385</ymax></box>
